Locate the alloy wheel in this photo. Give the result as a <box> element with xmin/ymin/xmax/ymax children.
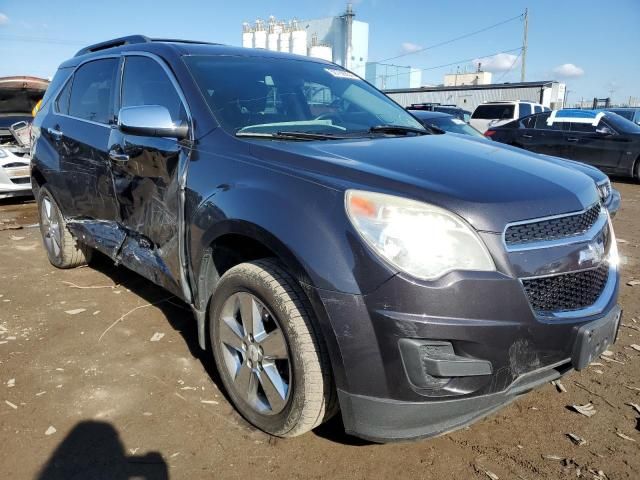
<box><xmin>217</xmin><ymin>292</ymin><xmax>291</xmax><ymax>415</ymax></box>
<box><xmin>40</xmin><ymin>195</ymin><xmax>62</xmax><ymax>258</ymax></box>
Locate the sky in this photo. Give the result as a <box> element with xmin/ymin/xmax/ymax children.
<box><xmin>1</xmin><ymin>0</ymin><xmax>639</xmax><ymax>105</ymax></box>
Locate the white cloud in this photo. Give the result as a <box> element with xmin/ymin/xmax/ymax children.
<box><xmin>472</xmin><ymin>53</ymin><xmax>521</xmax><ymax>73</ymax></box>
<box><xmin>401</xmin><ymin>42</ymin><xmax>423</xmax><ymax>54</ymax></box>
<box><xmin>0</xmin><ymin>13</ymin><xmax>9</xmax><ymax>26</ymax></box>
<box><xmin>552</xmin><ymin>63</ymin><xmax>584</xmax><ymax>78</ymax></box>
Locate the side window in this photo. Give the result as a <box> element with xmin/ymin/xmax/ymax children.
<box><xmin>568</xmin><ymin>122</ymin><xmax>597</xmax><ymax>133</ymax></box>
<box><xmin>121</xmin><ymin>56</ymin><xmax>185</xmax><ymax>124</ymax></box>
<box><xmin>534</xmin><ymin>105</ymin><xmax>542</xmax><ymax>114</ymax></box>
<box><xmin>520</xmin><ymin>116</ymin><xmax>535</xmax><ymax>128</ymax></box>
<box><xmin>55</xmin><ymin>78</ymin><xmax>72</xmax><ymax>115</ymax></box>
<box><xmin>518</xmin><ymin>103</ymin><xmax>532</xmax><ymax>118</ymax></box>
<box><xmin>533</xmin><ymin>112</ymin><xmax>563</xmax><ymax>130</ymax></box>
<box><xmin>68</xmin><ymin>58</ymin><xmax>118</xmax><ymax>124</ymax></box>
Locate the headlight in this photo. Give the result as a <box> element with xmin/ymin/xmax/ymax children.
<box><xmin>345</xmin><ymin>190</ymin><xmax>495</xmax><ymax>280</ymax></box>
<box><xmin>597</xmin><ymin>179</ymin><xmax>611</xmax><ymax>203</ymax></box>
<box><xmin>0</xmin><ymin>149</ymin><xmax>7</xmax><ymax>158</ymax></box>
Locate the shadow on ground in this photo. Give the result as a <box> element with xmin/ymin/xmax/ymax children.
<box><xmin>86</xmin><ymin>252</ymin><xmax>368</xmax><ymax>446</ymax></box>
<box><xmin>36</xmin><ymin>421</ymin><xmax>168</xmax><ymax>480</ymax></box>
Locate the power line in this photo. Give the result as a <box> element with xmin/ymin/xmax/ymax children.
<box><xmin>377</xmin><ymin>47</ymin><xmax>523</xmax><ymax>82</ymax></box>
<box><xmin>495</xmin><ymin>48</ymin><xmax>523</xmax><ymax>82</ymax></box>
<box><xmin>375</xmin><ymin>12</ymin><xmax>525</xmax><ymax>64</ymax></box>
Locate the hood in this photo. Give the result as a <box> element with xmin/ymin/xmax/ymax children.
<box><xmin>246</xmin><ymin>133</ymin><xmax>598</xmax><ymax>233</ymax></box>
<box><xmin>0</xmin><ymin>77</ymin><xmax>49</xmax><ymax>116</ymax></box>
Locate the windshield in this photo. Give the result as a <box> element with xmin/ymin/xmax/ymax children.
<box><xmin>608</xmin><ymin>109</ymin><xmax>633</xmax><ymax>121</ymax></box>
<box><xmin>472</xmin><ymin>104</ymin><xmax>514</xmax><ymax>120</ymax></box>
<box><xmin>605</xmin><ymin>112</ymin><xmax>640</xmax><ymax>134</ymax></box>
<box><xmin>184</xmin><ymin>55</ymin><xmax>424</xmax><ymax>136</ymax></box>
<box><xmin>429</xmin><ymin>116</ymin><xmax>484</xmax><ymax>137</ymax></box>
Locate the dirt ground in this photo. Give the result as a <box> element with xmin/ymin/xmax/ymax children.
<box><xmin>1</xmin><ymin>183</ymin><xmax>639</xmax><ymax>480</ymax></box>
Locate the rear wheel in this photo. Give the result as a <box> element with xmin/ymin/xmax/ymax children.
<box><xmin>210</xmin><ymin>259</ymin><xmax>336</xmax><ymax>437</ymax></box>
<box><xmin>37</xmin><ymin>187</ymin><xmax>92</xmax><ymax>269</ymax></box>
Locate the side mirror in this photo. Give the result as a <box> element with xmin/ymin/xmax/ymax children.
<box><xmin>118</xmin><ymin>105</ymin><xmax>188</xmax><ymax>139</ymax></box>
<box><xmin>595</xmin><ymin>126</ymin><xmax>614</xmax><ymax>136</ymax></box>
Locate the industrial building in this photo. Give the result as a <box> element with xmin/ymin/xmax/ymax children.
<box><xmin>241</xmin><ymin>4</ymin><xmax>369</xmax><ymax>77</ymax></box>
<box><xmin>384</xmin><ymin>81</ymin><xmax>567</xmax><ymax>111</ymax></box>
<box><xmin>443</xmin><ymin>70</ymin><xmax>493</xmax><ymax>87</ymax></box>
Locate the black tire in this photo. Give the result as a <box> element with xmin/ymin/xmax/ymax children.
<box><xmin>210</xmin><ymin>258</ymin><xmax>336</xmax><ymax>437</ymax></box>
<box><xmin>635</xmin><ymin>158</ymin><xmax>640</xmax><ymax>182</ymax></box>
<box><xmin>37</xmin><ymin>186</ymin><xmax>92</xmax><ymax>269</ymax></box>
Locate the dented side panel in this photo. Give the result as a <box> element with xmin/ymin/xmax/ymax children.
<box><xmin>107</xmin><ymin>129</ymin><xmax>186</xmax><ymax>296</ymax></box>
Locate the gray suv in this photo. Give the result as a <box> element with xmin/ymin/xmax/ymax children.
<box><xmin>31</xmin><ymin>36</ymin><xmax>621</xmax><ymax>442</ymax></box>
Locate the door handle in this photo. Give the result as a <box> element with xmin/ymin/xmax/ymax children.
<box><xmin>109</xmin><ymin>150</ymin><xmax>130</xmax><ymax>164</ymax></box>
<box><xmin>520</xmin><ymin>134</ymin><xmax>533</xmax><ymax>139</ymax></box>
<box><xmin>47</xmin><ymin>127</ymin><xmax>63</xmax><ymax>141</ymax></box>
<box><xmin>567</xmin><ymin>137</ymin><xmax>580</xmax><ymax>142</ymax></box>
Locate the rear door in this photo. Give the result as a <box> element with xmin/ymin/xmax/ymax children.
<box><xmin>564</xmin><ymin>120</ymin><xmax>624</xmax><ymax>171</ymax></box>
<box><xmin>519</xmin><ymin>112</ymin><xmax>568</xmax><ymax>157</ymax></box>
<box><xmin>42</xmin><ymin>57</ymin><xmax>124</xmax><ymax>255</ymax></box>
<box><xmin>107</xmin><ymin>54</ymin><xmax>191</xmax><ymax>297</ymax></box>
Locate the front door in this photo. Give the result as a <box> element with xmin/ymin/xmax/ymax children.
<box><xmin>107</xmin><ymin>54</ymin><xmax>191</xmax><ymax>297</ymax></box>
<box><xmin>563</xmin><ymin>121</ymin><xmax>624</xmax><ymax>171</ymax></box>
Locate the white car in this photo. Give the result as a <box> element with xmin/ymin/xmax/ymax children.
<box><xmin>470</xmin><ymin>100</ymin><xmax>547</xmax><ymax>133</ymax></box>
<box><xmin>0</xmin><ymin>76</ymin><xmax>49</xmax><ymax>199</ymax></box>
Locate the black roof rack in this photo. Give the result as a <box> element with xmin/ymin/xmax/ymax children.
<box><xmin>74</xmin><ymin>35</ymin><xmax>150</xmax><ymax>57</ymax></box>
<box><xmin>74</xmin><ymin>35</ymin><xmax>220</xmax><ymax>57</ymax></box>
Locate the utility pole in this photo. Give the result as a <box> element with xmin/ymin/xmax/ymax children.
<box><xmin>521</xmin><ymin>8</ymin><xmax>528</xmax><ymax>82</ymax></box>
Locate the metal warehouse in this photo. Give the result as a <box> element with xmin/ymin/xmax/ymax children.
<box><xmin>384</xmin><ymin>81</ymin><xmax>566</xmax><ymax>111</ymax></box>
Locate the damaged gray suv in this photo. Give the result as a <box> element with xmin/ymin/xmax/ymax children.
<box><xmin>31</xmin><ymin>36</ymin><xmax>621</xmax><ymax>442</ymax></box>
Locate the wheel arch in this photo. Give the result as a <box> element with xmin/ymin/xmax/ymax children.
<box><xmin>190</xmin><ymin>220</ymin><xmax>348</xmax><ymax>392</ymax></box>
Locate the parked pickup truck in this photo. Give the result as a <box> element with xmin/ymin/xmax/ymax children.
<box><xmin>31</xmin><ymin>36</ymin><xmax>621</xmax><ymax>442</ymax></box>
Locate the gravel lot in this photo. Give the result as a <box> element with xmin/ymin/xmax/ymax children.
<box><xmin>1</xmin><ymin>182</ymin><xmax>639</xmax><ymax>480</ymax></box>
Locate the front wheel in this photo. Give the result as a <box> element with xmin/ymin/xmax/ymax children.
<box><xmin>37</xmin><ymin>186</ymin><xmax>92</xmax><ymax>269</ymax></box>
<box><xmin>210</xmin><ymin>259</ymin><xmax>336</xmax><ymax>437</ymax></box>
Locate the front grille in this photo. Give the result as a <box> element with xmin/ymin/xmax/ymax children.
<box><xmin>522</xmin><ymin>262</ymin><xmax>609</xmax><ymax>313</ymax></box>
<box><xmin>505</xmin><ymin>204</ymin><xmax>601</xmax><ymax>246</ymax></box>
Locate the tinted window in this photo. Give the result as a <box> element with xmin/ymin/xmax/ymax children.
<box><xmin>185</xmin><ymin>55</ymin><xmax>423</xmax><ymax>135</ymax></box>
<box><xmin>609</xmin><ymin>109</ymin><xmax>633</xmax><ymax>121</ymax></box>
<box><xmin>472</xmin><ymin>104</ymin><xmax>515</xmax><ymax>120</ymax></box>
<box><xmin>604</xmin><ymin>112</ymin><xmax>640</xmax><ymax>134</ymax></box>
<box><xmin>534</xmin><ymin>105</ymin><xmax>542</xmax><ymax>114</ymax></box>
<box><xmin>520</xmin><ymin>116</ymin><xmax>535</xmax><ymax>128</ymax></box>
<box><xmin>41</xmin><ymin>67</ymin><xmax>73</xmax><ymax>111</ymax></box>
<box><xmin>121</xmin><ymin>56</ymin><xmax>185</xmax><ymax>123</ymax></box>
<box><xmin>68</xmin><ymin>59</ymin><xmax>118</xmax><ymax>124</ymax></box>
<box><xmin>568</xmin><ymin>122</ymin><xmax>597</xmax><ymax>133</ymax></box>
<box><xmin>518</xmin><ymin>103</ymin><xmax>532</xmax><ymax>118</ymax></box>
<box><xmin>533</xmin><ymin>112</ymin><xmax>564</xmax><ymax>131</ymax></box>
<box><xmin>55</xmin><ymin>78</ymin><xmax>72</xmax><ymax>115</ymax></box>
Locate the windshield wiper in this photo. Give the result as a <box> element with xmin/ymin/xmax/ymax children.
<box><xmin>369</xmin><ymin>125</ymin><xmax>429</xmax><ymax>136</ymax></box>
<box><xmin>235</xmin><ymin>131</ymin><xmax>349</xmax><ymax>141</ymax></box>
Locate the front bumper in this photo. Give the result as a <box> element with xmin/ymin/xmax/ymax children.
<box><xmin>0</xmin><ymin>152</ymin><xmax>32</xmax><ymax>199</ymax></box>
<box><xmin>316</xmin><ymin>261</ymin><xmax>620</xmax><ymax>442</ymax></box>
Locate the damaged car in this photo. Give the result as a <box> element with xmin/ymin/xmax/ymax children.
<box><xmin>31</xmin><ymin>36</ymin><xmax>621</xmax><ymax>442</ymax></box>
<box><xmin>0</xmin><ymin>76</ymin><xmax>48</xmax><ymax>199</ymax></box>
